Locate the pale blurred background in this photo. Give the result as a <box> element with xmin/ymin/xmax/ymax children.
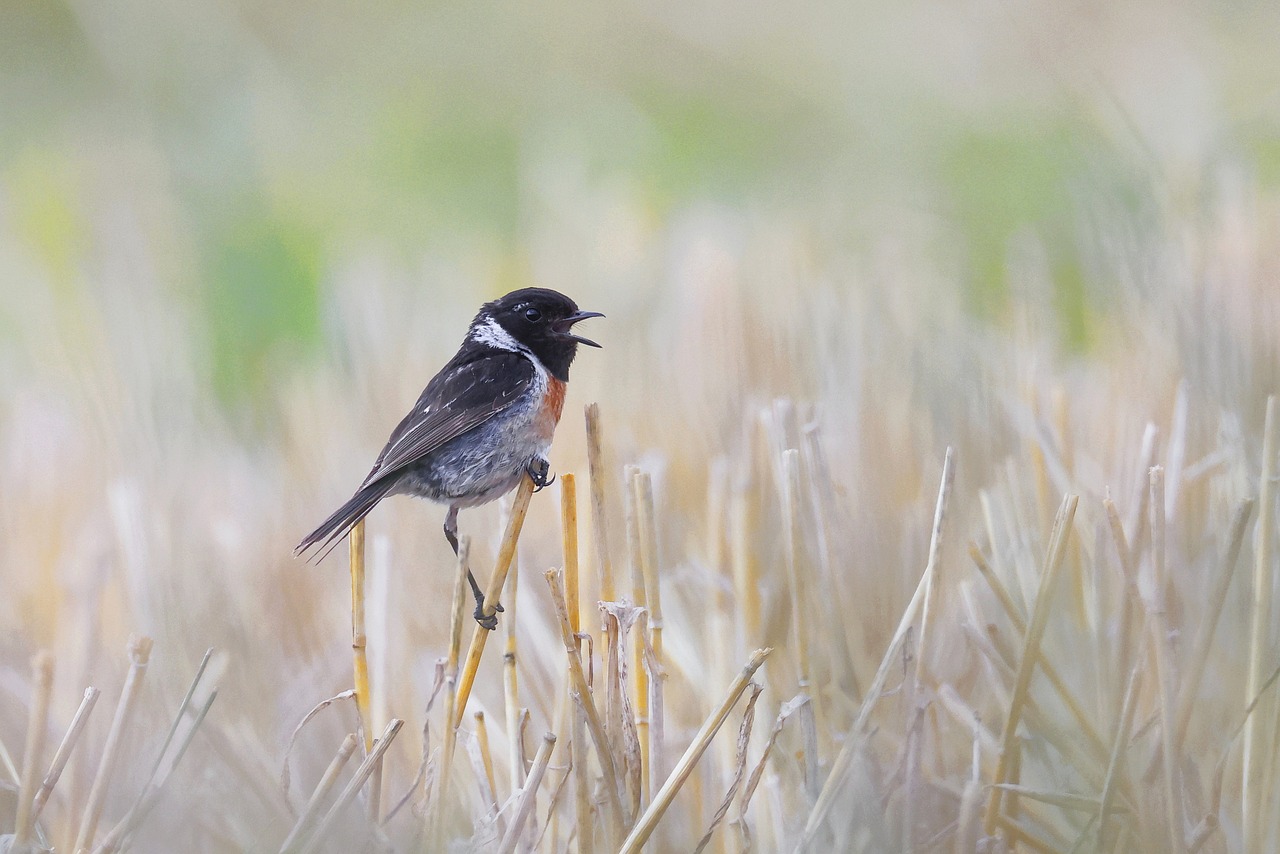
<box><xmin>4</xmin><ymin>1</ymin><xmax>1280</xmax><ymax>851</ymax></box>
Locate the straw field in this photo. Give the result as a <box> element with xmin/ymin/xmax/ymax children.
<box><xmin>4</xmin><ymin>2</ymin><xmax>1280</xmax><ymax>852</ymax></box>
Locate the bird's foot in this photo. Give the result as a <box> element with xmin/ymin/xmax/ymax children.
<box><xmin>527</xmin><ymin>458</ymin><xmax>555</xmax><ymax>492</ymax></box>
<box><xmin>473</xmin><ymin>598</ymin><xmax>504</xmax><ymax>631</ymax></box>
<box><xmin>467</xmin><ymin>570</ymin><xmax>503</xmax><ymax>630</ymax></box>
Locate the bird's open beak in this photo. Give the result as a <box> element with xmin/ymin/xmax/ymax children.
<box><xmin>554</xmin><ymin>310</ymin><xmax>604</xmax><ymax>348</ymax></box>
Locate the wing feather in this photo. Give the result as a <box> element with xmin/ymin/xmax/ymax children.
<box><xmin>360</xmin><ymin>350</ymin><xmax>535</xmax><ymax>486</ymax></box>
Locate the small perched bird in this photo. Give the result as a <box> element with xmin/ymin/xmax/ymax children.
<box><xmin>296</xmin><ymin>288</ymin><xmax>603</xmax><ymax>629</ymax></box>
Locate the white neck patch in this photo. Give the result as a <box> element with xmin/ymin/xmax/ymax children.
<box><xmin>469</xmin><ymin>316</ymin><xmax>552</xmax><ymax>379</ymax></box>
<box><xmin>470</xmin><ymin>317</ymin><xmax>524</xmax><ymax>353</ymax></box>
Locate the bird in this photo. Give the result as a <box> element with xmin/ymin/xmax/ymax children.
<box><xmin>296</xmin><ymin>287</ymin><xmax>603</xmax><ymax>629</ymax></box>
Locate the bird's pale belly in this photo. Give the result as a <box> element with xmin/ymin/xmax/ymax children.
<box><xmin>397</xmin><ymin>379</ymin><xmax>563</xmax><ymax>507</ymax></box>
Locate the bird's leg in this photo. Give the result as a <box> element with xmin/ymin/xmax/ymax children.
<box><xmin>445</xmin><ymin>504</ymin><xmax>502</xmax><ymax>630</ymax></box>
<box><xmin>526</xmin><ymin>457</ymin><xmax>555</xmax><ymax>492</ymax></box>
<box><xmin>444</xmin><ymin>505</ymin><xmax>460</xmax><ymax>555</ymax></box>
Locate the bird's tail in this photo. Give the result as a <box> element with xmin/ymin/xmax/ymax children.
<box><xmin>295</xmin><ymin>479</ymin><xmax>397</xmax><ymax>562</ymax></box>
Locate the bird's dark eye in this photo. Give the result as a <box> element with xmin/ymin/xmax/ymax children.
<box><xmin>524</xmin><ymin>307</ymin><xmax>542</xmax><ymax>322</ymax></box>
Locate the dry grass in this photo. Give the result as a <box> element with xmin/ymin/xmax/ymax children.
<box><xmin>3</xmin><ymin>132</ymin><xmax>1280</xmax><ymax>851</ymax></box>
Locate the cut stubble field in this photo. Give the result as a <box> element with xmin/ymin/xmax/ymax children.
<box><xmin>2</xmin><ymin>229</ymin><xmax>1280</xmax><ymax>853</ymax></box>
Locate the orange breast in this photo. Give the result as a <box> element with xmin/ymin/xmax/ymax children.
<box><xmin>536</xmin><ymin>377</ymin><xmax>567</xmax><ymax>441</ymax></box>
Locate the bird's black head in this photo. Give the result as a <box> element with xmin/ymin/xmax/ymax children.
<box><xmin>470</xmin><ymin>288</ymin><xmax>603</xmax><ymax>381</ymax></box>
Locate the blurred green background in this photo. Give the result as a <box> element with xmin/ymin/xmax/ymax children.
<box><xmin>3</xmin><ymin>0</ymin><xmax>1280</xmax><ymax>399</ymax></box>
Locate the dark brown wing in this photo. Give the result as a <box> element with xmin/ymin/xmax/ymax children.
<box><xmin>295</xmin><ymin>349</ymin><xmax>536</xmax><ymax>559</ymax></box>
<box><xmin>361</xmin><ymin>350</ymin><xmax>536</xmax><ymax>486</ymax></box>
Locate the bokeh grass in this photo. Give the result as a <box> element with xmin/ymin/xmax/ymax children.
<box><xmin>3</xmin><ymin>1</ymin><xmax>1280</xmax><ymax>852</ymax></box>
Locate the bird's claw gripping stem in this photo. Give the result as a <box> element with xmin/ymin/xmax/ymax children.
<box><xmin>527</xmin><ymin>458</ymin><xmax>555</xmax><ymax>492</ymax></box>
<box><xmin>467</xmin><ymin>570</ymin><xmax>503</xmax><ymax>631</ymax></box>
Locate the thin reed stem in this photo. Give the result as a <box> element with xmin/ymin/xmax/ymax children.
<box><xmin>495</xmin><ymin>733</ymin><xmax>556</xmax><ymax>854</ymax></box>
<box><xmin>504</xmin><ymin>542</ymin><xmax>523</xmax><ymax>796</ymax></box>
<box><xmin>13</xmin><ymin>651</ymin><xmax>54</xmax><ymax>853</ymax></box>
<box><xmin>296</xmin><ymin>719</ymin><xmax>404</xmax><ymax>854</ymax></box>
<box><xmin>453</xmin><ymin>474</ymin><xmax>537</xmax><ymax>727</ymax></box>
<box><xmin>801</xmin><ymin>451</ymin><xmax>957</xmax><ymax>848</ymax></box>
<box><xmin>545</xmin><ymin>567</ymin><xmax>627</xmax><ymax>844</ymax></box>
<box><xmin>428</xmin><ymin>535</ymin><xmax>471</xmax><ymax>853</ymax></box>
<box><xmin>983</xmin><ymin>494</ymin><xmax>1078</xmax><ymax>836</ymax></box>
<box><xmin>625</xmin><ymin>465</ymin><xmax>651</xmax><ymax>807</ymax></box>
<box><xmin>570</xmin><ymin>689</ymin><xmax>594</xmax><ymax>854</ymax></box>
<box><xmin>31</xmin><ymin>686</ymin><xmax>100</xmax><ymax>822</ymax></box>
<box><xmin>1146</xmin><ymin>467</ymin><xmax>1186</xmax><ymax>853</ymax></box>
<box><xmin>351</xmin><ymin>519</ymin><xmax>373</xmax><ymax>753</ymax></box>
<box><xmin>474</xmin><ymin>711</ymin><xmax>500</xmax><ymax>818</ymax></box>
<box><xmin>1173</xmin><ymin>499</ymin><xmax>1253</xmax><ymax>750</ymax></box>
<box><xmin>618</xmin><ymin>648</ymin><xmax>772</xmax><ymax>854</ymax></box>
<box><xmin>561</xmin><ymin>473</ymin><xmax>581</xmax><ymax>635</ymax></box>
<box><xmin>75</xmin><ymin>634</ymin><xmax>153</xmax><ymax>854</ymax></box>
<box><xmin>1097</xmin><ymin>666</ymin><xmax>1141</xmax><ymax>849</ymax></box>
<box><xmin>915</xmin><ymin>447</ymin><xmax>956</xmax><ymax>687</ymax></box>
<box><xmin>1244</xmin><ymin>395</ymin><xmax>1278</xmax><ymax>850</ymax></box>
<box><xmin>279</xmin><ymin>733</ymin><xmax>359</xmax><ymax>854</ymax></box>
<box><xmin>585</xmin><ymin>403</ymin><xmax>614</xmax><ymax>602</ymax></box>
<box><xmin>635</xmin><ymin>471</ymin><xmax>665</xmax><ymax>807</ymax></box>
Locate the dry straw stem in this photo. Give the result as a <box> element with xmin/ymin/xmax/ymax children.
<box><xmin>585</xmin><ymin>403</ymin><xmax>615</xmax><ymax>602</ymax></box>
<box><xmin>537</xmin><ymin>761</ymin><xmax>572</xmax><ymax>851</ymax></box>
<box><xmin>94</xmin><ymin>651</ymin><xmax>219</xmax><ymax>854</ymax></box>
<box><xmin>559</xmin><ymin>471</ymin><xmax>592</xmax><ymax>851</ymax></box>
<box><xmin>801</xmin><ymin>451</ymin><xmax>955</xmax><ymax>847</ymax></box>
<box><xmin>569</xmin><ymin>695</ymin><xmax>594</xmax><ymax>854</ymax></box>
<box><xmin>296</xmin><ymin>719</ymin><xmax>404</xmax><ymax>854</ymax></box>
<box><xmin>1103</xmin><ymin>494</ymin><xmax>1139</xmax><ymax>728</ymax></box>
<box><xmin>1097</xmin><ymin>665</ymin><xmax>1142</xmax><ymax>849</ymax></box>
<box><xmin>74</xmin><ymin>633</ymin><xmax>153</xmax><ymax>854</ymax></box>
<box><xmin>31</xmin><ymin>686</ymin><xmax>101</xmax><ymax>822</ymax></box>
<box><xmin>602</xmin><ymin>603</ymin><xmax>644</xmax><ymax>820</ymax></box>
<box><xmin>280</xmin><ymin>690</ymin><xmax>357</xmax><ymax>800</ymax></box>
<box><xmin>279</xmin><ymin>733</ymin><xmax>359</xmax><ymax>854</ymax></box>
<box><xmin>970</xmin><ymin>613</ymin><xmax>1117</xmax><ymax>797</ymax></box>
<box><xmin>451</xmin><ymin>729</ymin><xmax>495</xmax><ymax>847</ymax></box>
<box><xmin>350</xmin><ymin>519</ymin><xmax>374</xmax><ymax>754</ymax></box>
<box><xmin>1146</xmin><ymin>467</ymin><xmax>1186</xmax><ymax>854</ymax></box>
<box><xmin>781</xmin><ymin>450</ymin><xmax>811</xmax><ymax>689</ymax></box>
<box><xmin>495</xmin><ymin>732</ymin><xmax>556</xmax><ymax>854</ymax></box>
<box><xmin>388</xmin><ymin>674</ymin><xmax>441</xmax><ymax>825</ymax></box>
<box><xmin>452</xmin><ymin>474</ymin><xmax>536</xmax><ymax>728</ymax></box>
<box><xmin>13</xmin><ymin>651</ymin><xmax>54</xmax><ymax>852</ymax></box>
<box><xmin>93</xmin><ymin>687</ymin><xmax>218</xmax><ymax>854</ymax></box>
<box><xmin>602</xmin><ymin>607</ymin><xmax>624</xmax><ymax>788</ymax></box>
<box><xmin>783</xmin><ymin>450</ymin><xmax>821</xmax><ymax>803</ymax></box>
<box><xmin>982</xmin><ymin>493</ymin><xmax>1079</xmax><ymax>837</ymax></box>
<box><xmin>618</xmin><ymin>647</ymin><xmax>772</xmax><ymax>854</ymax></box>
<box><xmin>428</xmin><ymin>534</ymin><xmax>471</xmax><ymax>853</ymax></box>
<box><xmin>915</xmin><ymin>447</ymin><xmax>956</xmax><ymax>688</ymax></box>
<box><xmin>503</xmin><ymin>547</ymin><xmax>522</xmax><ymax>795</ymax></box>
<box><xmin>473</xmin><ymin>712</ymin><xmax>500</xmax><ymax>817</ymax></box>
<box><xmin>544</xmin><ymin>567</ymin><xmax>626</xmax><ymax>842</ymax></box>
<box><xmin>637</xmin><ymin>614</ymin><xmax>666</xmax><ymax>828</ymax></box>
<box><xmin>954</xmin><ymin>727</ymin><xmax>984</xmax><ymax>854</ymax></box>
<box><xmin>92</xmin><ymin>644</ymin><xmax>222</xmax><ymax>849</ymax></box>
<box><xmin>148</xmin><ymin>648</ymin><xmax>213</xmax><ymax>790</ymax></box>
<box><xmin>992</xmin><ymin>784</ymin><xmax>1119</xmax><ymax>814</ymax></box>
<box><xmin>560</xmin><ymin>473</ymin><xmax>581</xmax><ymax>635</ymax></box>
<box><xmin>624</xmin><ymin>466</ymin><xmax>651</xmax><ymax>806</ymax></box>
<box><xmin>1127</xmin><ymin>423</ymin><xmax>1159</xmax><ymax>559</ymax></box>
<box><xmin>1244</xmin><ymin>394</ymin><xmax>1278</xmax><ymax>849</ymax></box>
<box><xmin>0</xmin><ymin>736</ymin><xmax>18</xmax><ymax>791</ymax></box>
<box><xmin>693</xmin><ymin>681</ymin><xmax>763</xmax><ymax>854</ymax></box>
<box><xmin>967</xmin><ymin>542</ymin><xmax>1109</xmax><ymax>761</ymax></box>
<box><xmin>1173</xmin><ymin>498</ymin><xmax>1253</xmax><ymax>750</ymax></box>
